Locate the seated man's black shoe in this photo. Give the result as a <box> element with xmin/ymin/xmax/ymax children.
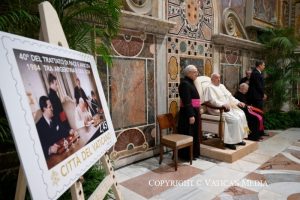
<box><xmin>225</xmin><ymin>143</ymin><xmax>236</xmax><ymax>150</ymax></box>
<box><xmin>262</xmin><ymin>132</ymin><xmax>270</xmax><ymax>136</ymax></box>
<box><xmin>193</xmin><ymin>155</ymin><xmax>200</xmax><ymax>160</ymax></box>
<box><xmin>248</xmin><ymin>138</ymin><xmax>261</xmax><ymax>142</ymax></box>
<box><xmin>236</xmin><ymin>141</ymin><xmax>246</xmax><ymax>146</ymax></box>
<box><xmin>246</xmin><ymin>137</ymin><xmax>256</xmax><ymax>141</ymax></box>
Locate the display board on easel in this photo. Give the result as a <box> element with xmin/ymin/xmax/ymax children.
<box><xmin>0</xmin><ymin>1</ymin><xmax>121</xmax><ymax>199</ymax></box>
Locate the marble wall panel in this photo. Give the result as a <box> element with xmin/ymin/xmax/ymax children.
<box><xmin>139</xmin><ymin>34</ymin><xmax>155</xmax><ymax>58</ymax></box>
<box><xmin>97</xmin><ymin>28</ymin><xmax>156</xmax><ymax>165</ymax></box>
<box><xmin>111</xmin><ymin>30</ymin><xmax>149</xmax><ymax>57</ymax></box>
<box><xmin>110</xmin><ymin>30</ymin><xmax>154</xmax><ymax>58</ymax></box>
<box><xmin>221</xmin><ymin>64</ymin><xmax>241</xmax><ymax>94</ymax></box>
<box><xmin>219</xmin><ymin>46</ymin><xmax>243</xmax><ymax>93</ymax></box>
<box><xmin>97</xmin><ymin>57</ymin><xmax>109</xmax><ymax>100</ymax></box>
<box><xmin>110</xmin><ymin>58</ymin><xmax>146</xmax><ymax>130</ymax></box>
<box><xmin>147</xmin><ymin>60</ymin><xmax>155</xmax><ymax>124</ymax></box>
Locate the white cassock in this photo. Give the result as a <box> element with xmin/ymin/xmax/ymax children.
<box><xmin>75</xmin><ymin>105</ymin><xmax>93</xmax><ymax>129</ymax></box>
<box><xmin>204</xmin><ymin>83</ymin><xmax>249</xmax><ymax>144</ymax></box>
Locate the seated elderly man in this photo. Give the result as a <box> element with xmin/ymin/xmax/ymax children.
<box><xmin>203</xmin><ymin>73</ymin><xmax>249</xmax><ymax>150</ymax></box>
<box><xmin>235</xmin><ymin>83</ymin><xmax>264</xmax><ymax>141</ymax></box>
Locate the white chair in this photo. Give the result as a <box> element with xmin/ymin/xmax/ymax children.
<box><xmin>194</xmin><ymin>76</ymin><xmax>225</xmax><ymax>149</ymax></box>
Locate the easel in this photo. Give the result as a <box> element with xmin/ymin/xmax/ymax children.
<box><xmin>14</xmin><ymin>1</ymin><xmax>122</xmax><ymax>199</ymax></box>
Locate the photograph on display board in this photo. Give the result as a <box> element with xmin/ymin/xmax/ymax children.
<box><xmin>0</xmin><ymin>31</ymin><xmax>116</xmax><ymax>199</ymax></box>
<box><xmin>14</xmin><ymin>49</ymin><xmax>108</xmax><ymax>169</ymax></box>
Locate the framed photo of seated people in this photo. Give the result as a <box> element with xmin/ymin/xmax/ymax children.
<box><xmin>0</xmin><ymin>31</ymin><xmax>116</xmax><ymax>200</ymax></box>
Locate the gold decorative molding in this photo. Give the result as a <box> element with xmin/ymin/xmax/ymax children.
<box><xmin>168</xmin><ymin>56</ymin><xmax>179</xmax><ymax>80</ymax></box>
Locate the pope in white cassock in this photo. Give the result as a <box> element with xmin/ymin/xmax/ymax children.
<box><xmin>203</xmin><ymin>73</ymin><xmax>249</xmax><ymax>150</ymax></box>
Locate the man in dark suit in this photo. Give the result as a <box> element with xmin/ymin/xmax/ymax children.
<box><xmin>247</xmin><ymin>60</ymin><xmax>268</xmax><ymax>137</ymax></box>
<box><xmin>247</xmin><ymin>60</ymin><xmax>266</xmax><ymax>110</ymax></box>
<box><xmin>48</xmin><ymin>73</ymin><xmax>69</xmax><ymax>128</ymax></box>
<box><xmin>74</xmin><ymin>77</ymin><xmax>88</xmax><ymax>105</ymax></box>
<box><xmin>36</xmin><ymin>96</ymin><xmax>75</xmax><ymax>159</ymax></box>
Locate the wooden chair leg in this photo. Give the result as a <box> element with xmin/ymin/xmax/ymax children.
<box><xmin>190</xmin><ymin>144</ymin><xmax>193</xmax><ymax>165</ymax></box>
<box><xmin>159</xmin><ymin>145</ymin><xmax>163</xmax><ymax>164</ymax></box>
<box><xmin>172</xmin><ymin>149</ymin><xmax>175</xmax><ymax>160</ymax></box>
<box><xmin>174</xmin><ymin>148</ymin><xmax>178</xmax><ymax>171</ymax></box>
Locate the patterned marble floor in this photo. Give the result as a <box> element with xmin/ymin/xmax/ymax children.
<box><xmin>114</xmin><ymin>128</ymin><xmax>300</xmax><ymax>200</ymax></box>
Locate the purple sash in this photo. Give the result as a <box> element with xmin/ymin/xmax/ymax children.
<box><xmin>180</xmin><ymin>99</ymin><xmax>201</xmax><ymax>108</ymax></box>
<box><xmin>248</xmin><ymin>107</ymin><xmax>264</xmax><ymax>131</ymax></box>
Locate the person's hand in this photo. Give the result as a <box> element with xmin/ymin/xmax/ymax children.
<box><xmin>238</xmin><ymin>102</ymin><xmax>245</xmax><ymax>107</ymax></box>
<box><xmin>263</xmin><ymin>94</ymin><xmax>267</xmax><ymax>101</ymax></box>
<box><xmin>69</xmin><ymin>129</ymin><xmax>75</xmax><ymax>135</ymax></box>
<box><xmin>70</xmin><ymin>129</ymin><xmax>79</xmax><ymax>137</ymax></box>
<box><xmin>69</xmin><ymin>129</ymin><xmax>79</xmax><ymax>137</ymax></box>
<box><xmin>49</xmin><ymin>143</ymin><xmax>59</xmax><ymax>155</ymax></box>
<box><xmin>74</xmin><ymin>130</ymin><xmax>79</xmax><ymax>137</ymax></box>
<box><xmin>222</xmin><ymin>104</ymin><xmax>230</xmax><ymax>111</ymax></box>
<box><xmin>189</xmin><ymin>116</ymin><xmax>195</xmax><ymax>124</ymax></box>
